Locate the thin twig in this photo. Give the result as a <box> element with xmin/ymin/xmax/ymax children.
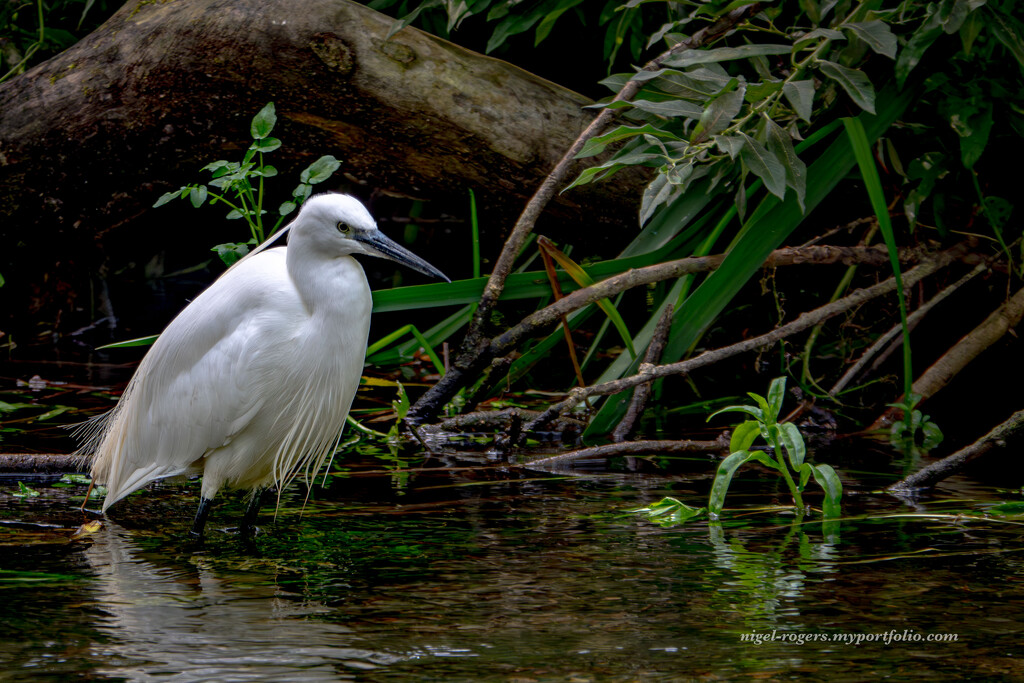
<box><xmin>612</xmin><ymin>305</ymin><xmax>674</xmax><ymax>442</ymax></box>
<box><xmin>830</xmin><ymin>262</ymin><xmax>988</xmax><ymax>397</ymax></box>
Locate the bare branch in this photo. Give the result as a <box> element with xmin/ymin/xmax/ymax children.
<box><xmin>612</xmin><ymin>305</ymin><xmax>674</xmax><ymax>442</ymax></box>
<box><xmin>523</xmin><ymin>437</ymin><xmax>729</xmax><ymax>469</ymax></box>
<box><xmin>888</xmin><ymin>409</ymin><xmax>1024</xmax><ymax>491</ymax></box>
<box><xmin>522</xmin><ymin>243</ymin><xmax>968</xmax><ymax>435</ymax></box>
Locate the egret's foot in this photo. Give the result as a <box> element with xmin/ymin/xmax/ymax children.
<box><xmin>189</xmin><ymin>496</ymin><xmax>214</xmax><ymax>539</ymax></box>
<box><xmin>239</xmin><ymin>488</ymin><xmax>265</xmax><ymax>538</ymax></box>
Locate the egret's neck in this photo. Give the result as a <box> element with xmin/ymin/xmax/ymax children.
<box><xmin>285</xmin><ymin>242</ymin><xmax>371</xmax><ymax>321</ymax></box>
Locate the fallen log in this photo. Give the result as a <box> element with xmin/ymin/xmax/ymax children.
<box><xmin>0</xmin><ymin>0</ymin><xmax>643</xmax><ymax>336</ymax></box>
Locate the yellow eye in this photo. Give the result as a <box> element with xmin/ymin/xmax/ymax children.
<box><xmin>336</xmin><ymin>222</ymin><xmax>352</xmax><ymax>235</ymax></box>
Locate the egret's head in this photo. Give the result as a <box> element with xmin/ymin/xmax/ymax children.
<box><xmin>294</xmin><ymin>193</ymin><xmax>449</xmax><ymax>282</ymax></box>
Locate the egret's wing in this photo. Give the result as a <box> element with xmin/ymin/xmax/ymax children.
<box><xmin>93</xmin><ymin>249</ymin><xmax>304</xmax><ymax>507</ymax></box>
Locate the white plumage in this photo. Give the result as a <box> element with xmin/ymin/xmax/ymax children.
<box><xmin>79</xmin><ymin>193</ymin><xmax>448</xmax><ymax>536</ymax></box>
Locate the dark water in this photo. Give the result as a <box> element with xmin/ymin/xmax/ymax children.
<box><xmin>2</xmin><ymin>449</ymin><xmax>1024</xmax><ymax>681</ymax></box>
<box><xmin>3</xmin><ymin>358</ymin><xmax>1024</xmax><ymax>680</ymax></box>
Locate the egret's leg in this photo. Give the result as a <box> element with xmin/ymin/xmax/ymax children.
<box><xmin>240</xmin><ymin>488</ymin><xmax>265</xmax><ymax>537</ymax></box>
<box><xmin>190</xmin><ymin>497</ymin><xmax>214</xmax><ymax>538</ymax></box>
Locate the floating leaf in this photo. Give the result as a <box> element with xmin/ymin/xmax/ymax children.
<box><xmin>13</xmin><ymin>481</ymin><xmax>40</xmax><ymax>498</ymax></box>
<box><xmin>628</xmin><ymin>496</ymin><xmax>706</xmax><ymax>526</ymax></box>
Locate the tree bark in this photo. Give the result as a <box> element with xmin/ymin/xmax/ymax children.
<box><xmin>0</xmin><ymin>0</ymin><xmax>643</xmax><ymax>336</ymax></box>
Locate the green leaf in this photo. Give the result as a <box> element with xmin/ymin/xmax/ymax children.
<box><xmin>955</xmin><ymin>104</ymin><xmax>994</xmax><ymax>169</ymax></box>
<box><xmin>189</xmin><ymin>185</ymin><xmax>208</xmax><ymax>208</ymax></box>
<box><xmin>640</xmin><ymin>174</ymin><xmax>674</xmax><ymax>226</ymax></box>
<box><xmin>783</xmin><ymin>80</ymin><xmax>815</xmax><ymax>123</ymax></box>
<box><xmin>212</xmin><ymin>242</ymin><xmax>250</xmax><ymax>266</ymax></box>
<box><xmin>895</xmin><ymin>8</ymin><xmax>944</xmax><ymax>87</ymax></box>
<box><xmin>766</xmin><ymin>119</ymin><xmax>807</xmax><ymax>211</ymax></box>
<box><xmin>279</xmin><ymin>200</ymin><xmax>297</xmax><ymax>216</ymax></box>
<box><xmin>576</xmin><ymin>124</ymin><xmax>683</xmax><ymax>159</ymax></box>
<box><xmin>630</xmin><ymin>98</ymin><xmax>704</xmax><ymax>119</ymax></box>
<box><xmin>35</xmin><ymin>406</ymin><xmax>71</xmax><ymax>421</ymax></box>
<box><xmin>250</xmin><ymin>102</ymin><xmax>277</xmax><ymax>140</ymax></box>
<box><xmin>153</xmin><ymin>189</ymin><xmax>183</xmax><ymax>208</ymax></box>
<box><xmin>845</xmin><ymin>116</ymin><xmax>912</xmax><ymax>400</ymax></box>
<box><xmin>810</xmin><ymin>464</ymin><xmax>843</xmax><ymax>518</ymax></box>
<box><xmin>797</xmin><ymin>462</ymin><xmax>813</xmax><ymax>490</ymax></box>
<box><xmin>254</xmin><ymin>165</ymin><xmax>278</xmax><ymax>178</ymax></box>
<box><xmin>708</xmin><ymin>450</ymin><xmax>756</xmax><ymax>517</ymax></box>
<box><xmin>542</xmin><ymin>242</ymin><xmax>636</xmax><ymax>359</ymax></box>
<box><xmin>921</xmin><ymin>420</ymin><xmax>944</xmax><ymax>450</ymax></box>
<box><xmin>818</xmin><ymin>60</ymin><xmax>876</xmax><ymax>114</ymax></box>
<box><xmin>96</xmin><ymin>334</ymin><xmax>159</xmax><ymax>350</ymax></box>
<box><xmin>14</xmin><ymin>481</ymin><xmax>40</xmax><ymax>498</ymax></box>
<box><xmin>664</xmin><ymin>44</ymin><xmax>791</xmax><ymax>69</ymax></box>
<box><xmin>709</xmin><ymin>404</ymin><xmax>765</xmax><ymax>423</ymax></box>
<box><xmin>745</xmin><ymin>389</ymin><xmax>770</xmax><ymax>417</ymax></box>
<box><xmin>730</xmin><ymin>420</ymin><xmax>761</xmax><ymax>453</ymax></box>
<box><xmin>534</xmin><ymin>0</ymin><xmax>585</xmax><ymax>44</ymax></box>
<box><xmin>585</xmin><ymin>89</ymin><xmax>912</xmax><ymax>438</ymax></box>
<box><xmin>715</xmin><ymin>134</ymin><xmax>746</xmax><ymax>160</ymax></box>
<box><xmin>628</xmin><ymin>496</ymin><xmax>706</xmax><ymax>525</ymax></box>
<box><xmin>987</xmin><ymin>6</ymin><xmax>1024</xmax><ymax>72</ymax></box>
<box><xmin>779</xmin><ymin>422</ymin><xmax>806</xmax><ymax>469</ymax></box>
<box><xmin>843</xmin><ymin>21</ymin><xmax>898</xmax><ymax>59</ymax></box>
<box><xmin>250</xmin><ymin>137</ymin><xmax>282</xmax><ymax>153</ymax></box>
<box><xmin>739</xmin><ymin>132</ymin><xmax>787</xmax><ymax>200</ymax></box>
<box><xmin>793</xmin><ymin>27</ymin><xmax>845</xmax><ymax>49</ymax></box>
<box><xmin>302</xmin><ymin>155</ymin><xmax>341</xmax><ymax>184</ymax></box>
<box><xmin>694</xmin><ymin>85</ymin><xmax>745</xmax><ymax>141</ymax></box>
<box><xmin>765</xmin><ymin>377</ymin><xmax>786</xmax><ymax>422</ymax></box>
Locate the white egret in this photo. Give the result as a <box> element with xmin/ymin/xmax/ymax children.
<box><xmin>79</xmin><ymin>193</ymin><xmax>448</xmax><ymax>537</ymax></box>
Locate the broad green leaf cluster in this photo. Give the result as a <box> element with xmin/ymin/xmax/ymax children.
<box><xmin>708</xmin><ymin>377</ymin><xmax>843</xmax><ymax>519</ymax></box>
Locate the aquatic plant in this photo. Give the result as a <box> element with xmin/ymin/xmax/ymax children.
<box><xmin>707</xmin><ymin>376</ymin><xmax>842</xmax><ymax>519</ymax></box>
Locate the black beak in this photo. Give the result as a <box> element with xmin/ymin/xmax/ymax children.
<box><xmin>357</xmin><ymin>231</ymin><xmax>450</xmax><ymax>282</ymax></box>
